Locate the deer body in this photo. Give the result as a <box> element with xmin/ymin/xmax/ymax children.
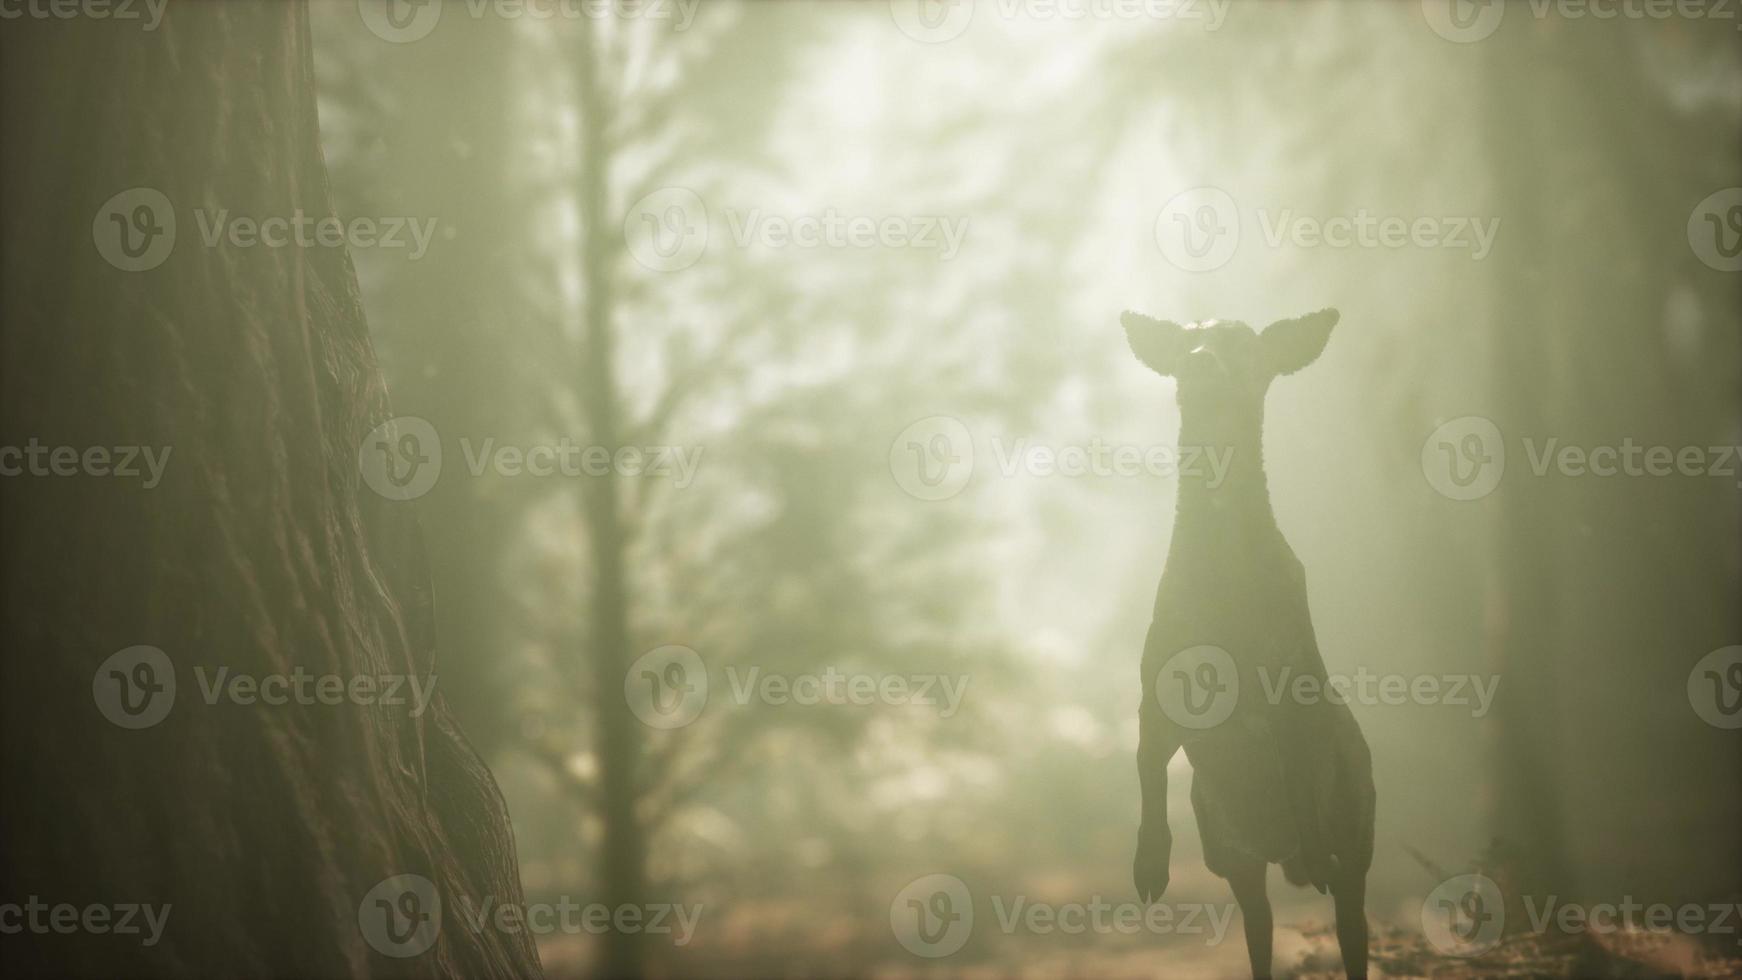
<box><xmin>1124</xmin><ymin>309</ymin><xmax>1375</xmax><ymax>980</ymax></box>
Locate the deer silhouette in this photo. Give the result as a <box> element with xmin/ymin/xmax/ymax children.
<box><xmin>1123</xmin><ymin>309</ymin><xmax>1375</xmax><ymax>980</ymax></box>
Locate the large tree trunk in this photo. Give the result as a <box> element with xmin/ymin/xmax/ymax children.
<box><xmin>0</xmin><ymin>3</ymin><xmax>543</xmax><ymax>977</ymax></box>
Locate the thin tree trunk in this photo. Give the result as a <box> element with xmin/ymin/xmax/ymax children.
<box><xmin>574</xmin><ymin>19</ymin><xmax>647</xmax><ymax>980</ymax></box>
<box><xmin>0</xmin><ymin>3</ymin><xmax>542</xmax><ymax>977</ymax></box>
<box><xmin>1482</xmin><ymin>19</ymin><xmax>1572</xmax><ymax>902</ymax></box>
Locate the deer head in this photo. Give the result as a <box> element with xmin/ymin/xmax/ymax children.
<box><xmin>1120</xmin><ymin>308</ymin><xmax>1339</xmax><ymax>450</ymax></box>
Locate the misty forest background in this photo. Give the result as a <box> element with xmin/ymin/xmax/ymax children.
<box><xmin>298</xmin><ymin>2</ymin><xmax>1740</xmax><ymax>977</ymax></box>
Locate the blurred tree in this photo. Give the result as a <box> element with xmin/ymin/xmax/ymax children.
<box><xmin>532</xmin><ymin>9</ymin><xmax>1092</xmax><ymax>975</ymax></box>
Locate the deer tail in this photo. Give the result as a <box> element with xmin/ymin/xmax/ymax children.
<box><xmin>1281</xmin><ymin>852</ymin><xmax>1334</xmax><ymax>894</ymax></box>
<box><xmin>1281</xmin><ymin>854</ymin><xmax>1313</xmax><ymax>888</ymax></box>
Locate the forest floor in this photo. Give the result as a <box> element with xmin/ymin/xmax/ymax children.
<box><xmin>1289</xmin><ymin>922</ymin><xmax>1742</xmax><ymax>979</ymax></box>
<box><xmin>538</xmin><ymin>919</ymin><xmax>1742</xmax><ymax>978</ymax></box>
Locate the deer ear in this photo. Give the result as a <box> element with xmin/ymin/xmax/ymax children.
<box><xmin>1122</xmin><ymin>311</ymin><xmax>1188</xmax><ymax>376</ymax></box>
<box><xmin>1262</xmin><ymin>308</ymin><xmax>1339</xmax><ymax>376</ymax></box>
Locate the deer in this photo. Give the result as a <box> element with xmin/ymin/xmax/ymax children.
<box><xmin>1123</xmin><ymin>308</ymin><xmax>1375</xmax><ymax>980</ymax></box>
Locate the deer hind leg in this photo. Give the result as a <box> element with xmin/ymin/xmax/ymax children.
<box><xmin>1330</xmin><ymin>716</ymin><xmax>1376</xmax><ymax>979</ymax></box>
<box><xmin>1331</xmin><ymin>868</ymin><xmax>1368</xmax><ymax>980</ymax></box>
<box><xmin>1222</xmin><ymin>855</ymin><xmax>1273</xmax><ymax>980</ymax></box>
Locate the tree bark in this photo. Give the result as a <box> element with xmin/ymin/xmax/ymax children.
<box><xmin>0</xmin><ymin>3</ymin><xmax>543</xmax><ymax>977</ymax></box>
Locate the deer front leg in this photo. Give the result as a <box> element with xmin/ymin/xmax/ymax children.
<box><xmin>1135</xmin><ymin>700</ymin><xmax>1180</xmax><ymax>903</ymax></box>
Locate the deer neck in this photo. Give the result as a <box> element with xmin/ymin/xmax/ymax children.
<box><xmin>1170</xmin><ymin>411</ymin><xmax>1284</xmax><ymax>559</ymax></box>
